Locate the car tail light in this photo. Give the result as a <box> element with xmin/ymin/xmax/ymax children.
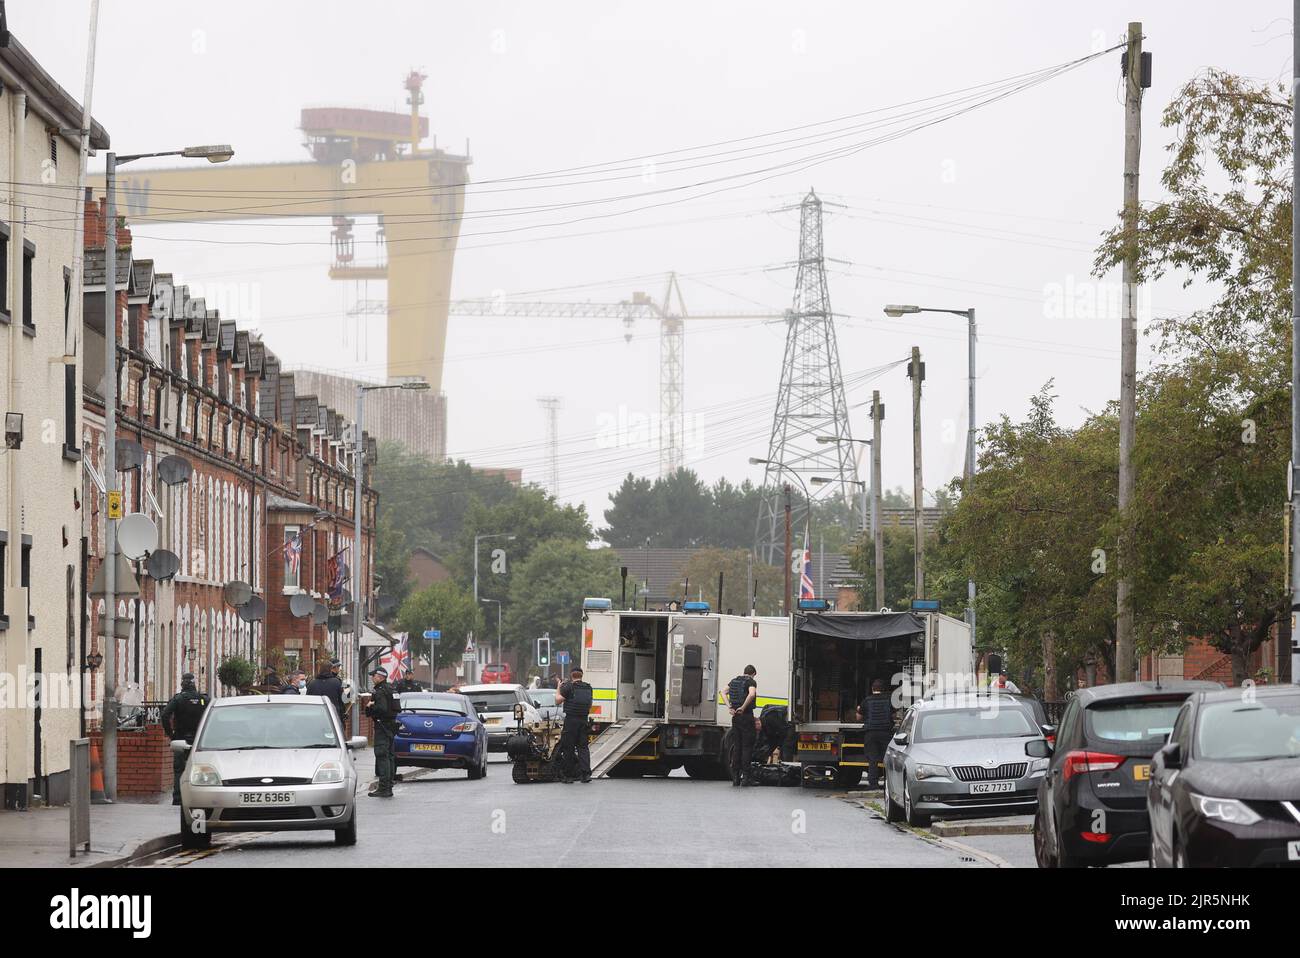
<box><xmin>451</xmin><ymin>721</ymin><xmax>476</xmax><ymax>732</ymax></box>
<box><xmin>1061</xmin><ymin>750</ymin><xmax>1124</xmax><ymax>782</ymax></box>
<box><xmin>1080</xmin><ymin>831</ymin><xmax>1111</xmax><ymax>843</ymax></box>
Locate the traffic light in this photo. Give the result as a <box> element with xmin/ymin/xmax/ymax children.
<box><xmin>536</xmin><ymin>635</ymin><xmax>550</xmax><ymax>667</ymax></box>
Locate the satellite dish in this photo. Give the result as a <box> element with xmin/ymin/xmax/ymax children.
<box><xmin>237</xmin><ymin>595</ymin><xmax>266</xmax><ymax>622</ymax></box>
<box><xmin>223</xmin><ymin>580</ymin><xmax>252</xmax><ymax>607</ymax></box>
<box><xmin>118</xmin><ymin>513</ymin><xmax>158</xmax><ymax>560</ymax></box>
<box><xmin>146</xmin><ymin>549</ymin><xmax>180</xmax><ymax>581</ymax></box>
<box><xmin>289</xmin><ymin>593</ymin><xmax>315</xmax><ymax>618</ymax></box>
<box><xmin>116</xmin><ymin>439</ymin><xmax>145</xmax><ymax>471</ymax></box>
<box><xmin>311</xmin><ymin>602</ymin><xmax>329</xmax><ymax>626</ymax></box>
<box><xmin>157</xmin><ymin>454</ymin><xmax>193</xmax><ymax>486</ymax></box>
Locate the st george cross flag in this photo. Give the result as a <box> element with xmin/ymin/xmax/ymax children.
<box><xmin>380</xmin><ymin>633</ymin><xmax>411</xmax><ymax>682</ymax></box>
<box><xmin>799</xmin><ymin>528</ymin><xmax>815</xmax><ymax>600</ymax></box>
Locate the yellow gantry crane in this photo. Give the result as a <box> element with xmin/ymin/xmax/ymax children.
<box><xmin>89</xmin><ymin>73</ymin><xmax>468</xmax><ymax>393</ymax></box>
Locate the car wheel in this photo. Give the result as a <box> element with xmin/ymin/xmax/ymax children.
<box><xmin>883</xmin><ymin>774</ymin><xmax>903</xmax><ymax>823</ymax></box>
<box><xmin>334</xmin><ymin>805</ymin><xmax>358</xmax><ymax>846</ymax></box>
<box><xmin>467</xmin><ymin>756</ymin><xmax>484</xmax><ymax>780</ymax></box>
<box><xmin>1033</xmin><ymin>810</ymin><xmax>1056</xmax><ymax>868</ymax></box>
<box><xmin>179</xmin><ymin>808</ymin><xmax>211</xmax><ymax>851</ymax></box>
<box><xmin>903</xmin><ymin>777</ymin><xmax>930</xmax><ymax>828</ymax></box>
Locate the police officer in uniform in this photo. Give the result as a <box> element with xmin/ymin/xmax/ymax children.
<box><xmin>555</xmin><ymin>667</ymin><xmax>594</xmax><ymax>783</ymax></box>
<box><xmin>726</xmin><ymin>665</ymin><xmax>758</xmax><ymax>786</ymax></box>
<box><xmin>365</xmin><ymin>667</ymin><xmax>399</xmax><ymax>797</ymax></box>
<box><xmin>160</xmin><ymin>673</ymin><xmax>210</xmax><ymax>805</ymax></box>
<box><xmin>856</xmin><ymin>678</ymin><xmax>894</xmax><ymax>789</ymax></box>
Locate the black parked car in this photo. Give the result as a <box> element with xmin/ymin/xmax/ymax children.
<box><xmin>1033</xmin><ymin>680</ymin><xmax>1221</xmax><ymax>868</ymax></box>
<box><xmin>1148</xmin><ymin>685</ymin><xmax>1300</xmax><ymax>868</ymax></box>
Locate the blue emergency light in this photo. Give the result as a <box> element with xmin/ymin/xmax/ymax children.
<box><xmin>798</xmin><ymin>598</ymin><xmax>830</xmax><ymax>611</ymax></box>
<box><xmin>682</xmin><ymin>601</ymin><xmax>711</xmax><ymax>614</ymax></box>
<box><xmin>582</xmin><ymin>597</ymin><xmax>613</xmax><ymax>611</ymax></box>
<box><xmin>910</xmin><ymin>599</ymin><xmax>941</xmax><ymax>611</ymax></box>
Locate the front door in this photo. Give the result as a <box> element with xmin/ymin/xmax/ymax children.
<box><xmin>665</xmin><ymin>615</ymin><xmax>718</xmax><ymax>724</ymax></box>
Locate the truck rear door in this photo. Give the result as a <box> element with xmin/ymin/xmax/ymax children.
<box><xmin>665</xmin><ymin>615</ymin><xmax>718</xmax><ymax>723</ymax></box>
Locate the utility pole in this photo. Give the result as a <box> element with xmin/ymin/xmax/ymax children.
<box><xmin>872</xmin><ymin>391</ymin><xmax>885</xmax><ymax>609</ymax></box>
<box><xmin>1115</xmin><ymin>22</ymin><xmax>1146</xmax><ymax>684</ymax></box>
<box><xmin>908</xmin><ymin>348</ymin><xmax>925</xmax><ymax>601</ymax></box>
<box><xmin>783</xmin><ymin>484</ymin><xmax>792</xmax><ymax>615</ymax></box>
<box><xmin>102</xmin><ymin>151</ymin><xmax>119</xmax><ymax>801</ymax></box>
<box><xmin>965</xmin><ymin>309</ymin><xmax>977</xmax><ymax>652</ymax></box>
<box><xmin>1292</xmin><ymin>0</ymin><xmax>1300</xmax><ymax>684</ymax></box>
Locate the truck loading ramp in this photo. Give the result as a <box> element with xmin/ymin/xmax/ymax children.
<box><xmin>588</xmin><ymin>718</ymin><xmax>658</xmax><ymax>779</ymax></box>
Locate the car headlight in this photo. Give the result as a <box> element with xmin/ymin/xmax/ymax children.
<box><xmin>312</xmin><ymin>761</ymin><xmax>345</xmax><ymax>785</ymax></box>
<box><xmin>1029</xmin><ymin>758</ymin><xmax>1050</xmax><ymax>774</ymax></box>
<box><xmin>914</xmin><ymin>763</ymin><xmax>949</xmax><ymax>780</ymax></box>
<box><xmin>189</xmin><ymin>763</ymin><xmax>221</xmax><ymax>787</ymax></box>
<box><xmin>1190</xmin><ymin>793</ymin><xmax>1261</xmax><ymax>826</ymax></box>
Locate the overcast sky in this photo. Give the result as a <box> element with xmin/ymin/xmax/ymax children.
<box><xmin>22</xmin><ymin>1</ymin><xmax>1293</xmax><ymax>535</ymax></box>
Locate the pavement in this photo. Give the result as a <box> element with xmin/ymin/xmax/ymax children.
<box><xmin>0</xmin><ymin>794</ymin><xmax>177</xmax><ymax>868</ymax></box>
<box><xmin>0</xmin><ymin>751</ymin><xmax>385</xmax><ymax>868</ymax></box>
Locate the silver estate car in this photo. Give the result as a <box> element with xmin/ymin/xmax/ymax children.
<box><xmin>175</xmin><ymin>694</ymin><xmax>367</xmax><ymax>850</ymax></box>
<box><xmin>883</xmin><ymin>694</ymin><xmax>1050</xmax><ymax>827</ymax></box>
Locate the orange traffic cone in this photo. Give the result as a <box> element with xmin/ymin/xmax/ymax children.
<box><xmin>89</xmin><ymin>738</ymin><xmax>111</xmax><ymax>805</ymax></box>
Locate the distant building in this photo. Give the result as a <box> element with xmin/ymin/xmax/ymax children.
<box><xmin>407</xmin><ymin>546</ymin><xmax>451</xmax><ymax>591</ymax></box>
<box><xmin>288</xmin><ymin>367</ymin><xmax>446</xmax><ymax>461</ymax></box>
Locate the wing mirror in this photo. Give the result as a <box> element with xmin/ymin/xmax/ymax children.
<box><xmin>169</xmin><ymin>739</ymin><xmax>192</xmax><ymax>752</ymax></box>
<box><xmin>346</xmin><ymin>736</ymin><xmax>367</xmax><ymax>750</ymax></box>
<box><xmin>891</xmin><ymin>732</ymin><xmax>908</xmax><ymax>747</ymax></box>
<box><xmin>1156</xmin><ymin>741</ymin><xmax>1182</xmax><ymax>770</ymax></box>
<box><xmin>1025</xmin><ymin>739</ymin><xmax>1051</xmax><ymax>759</ymax></box>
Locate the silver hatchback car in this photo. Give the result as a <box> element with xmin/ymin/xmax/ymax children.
<box><xmin>175</xmin><ymin>695</ymin><xmax>367</xmax><ymax>849</ymax></box>
<box><xmin>883</xmin><ymin>694</ymin><xmax>1050</xmax><ymax>827</ymax></box>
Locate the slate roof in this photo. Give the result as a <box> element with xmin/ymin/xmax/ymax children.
<box><xmin>83</xmin><ymin>247</ymin><xmax>132</xmax><ymax>289</ymax></box>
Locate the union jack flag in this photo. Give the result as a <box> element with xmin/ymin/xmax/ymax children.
<box><xmin>799</xmin><ymin>528</ymin><xmax>815</xmax><ymax>600</ymax></box>
<box><xmin>379</xmin><ymin>634</ymin><xmax>411</xmax><ymax>682</ymax></box>
<box><xmin>284</xmin><ymin>532</ymin><xmax>302</xmax><ymax>576</ymax></box>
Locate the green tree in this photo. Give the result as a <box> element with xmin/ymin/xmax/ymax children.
<box><xmin>397</xmin><ymin>580</ymin><xmax>483</xmax><ymax>672</ymax></box>
<box><xmin>680</xmin><ymin>547</ymin><xmax>784</xmax><ymax>616</ymax></box>
<box><xmin>503</xmin><ymin>539</ymin><xmax>622</xmax><ymax>664</ymax></box>
<box><xmin>374</xmin><ymin>508</ymin><xmax>413</xmax><ymax>612</ymax></box>
<box><xmin>451</xmin><ymin>485</ymin><xmax>594</xmax><ymax>592</ymax></box>
<box><xmin>1094</xmin><ymin>69</ymin><xmax>1292</xmax><ymax>684</ymax></box>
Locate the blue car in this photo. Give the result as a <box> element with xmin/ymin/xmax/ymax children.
<box><xmin>394</xmin><ymin>692</ymin><xmax>489</xmax><ymax>779</ymax></box>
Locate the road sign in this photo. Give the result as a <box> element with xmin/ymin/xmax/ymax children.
<box><xmin>423</xmin><ymin>629</ymin><xmax>441</xmax><ymax>641</ymax></box>
<box><xmin>461</xmin><ymin>652</ymin><xmax>476</xmax><ymax>663</ymax></box>
<box><xmin>107</xmin><ymin>490</ymin><xmax>123</xmax><ymax>520</ymax></box>
<box><xmin>556</xmin><ymin>650</ymin><xmax>570</xmax><ymax>666</ymax></box>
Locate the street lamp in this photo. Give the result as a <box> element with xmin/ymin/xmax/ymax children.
<box><xmin>473</xmin><ymin>532</ymin><xmax>515</xmax><ymax>681</ymax></box>
<box><xmin>479</xmin><ymin>598</ymin><xmax>502</xmax><ymax>670</ymax></box>
<box><xmin>352</xmin><ymin>379</ymin><xmax>429</xmax><ymax>736</ymax></box>
<box><xmin>883</xmin><ymin>303</ymin><xmax>978</xmax><ymax>642</ymax></box>
<box><xmin>814</xmin><ymin>437</ymin><xmax>873</xmax><ymax>533</ymax></box>
<box><xmin>98</xmin><ymin>143</ymin><xmax>233</xmax><ymax>802</ymax></box>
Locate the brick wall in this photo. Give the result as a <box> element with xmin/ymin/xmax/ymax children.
<box><xmin>89</xmin><ymin>725</ymin><xmax>172</xmax><ymax>796</ymax></box>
